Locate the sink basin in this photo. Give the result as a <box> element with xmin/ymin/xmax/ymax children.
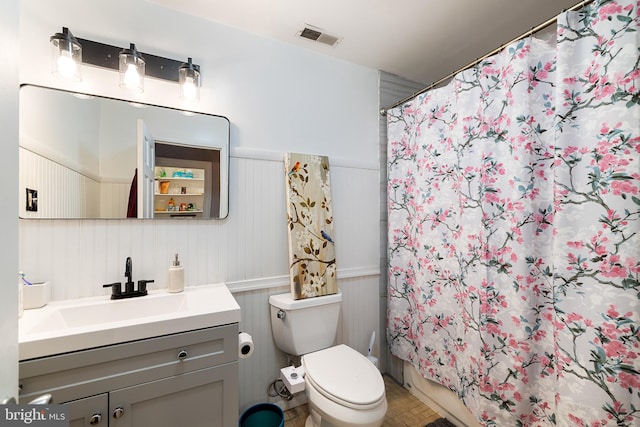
<box><xmin>19</xmin><ymin>283</ymin><xmax>240</xmax><ymax>360</ymax></box>
<box><xmin>24</xmin><ymin>293</ymin><xmax>189</xmax><ymax>334</ymax></box>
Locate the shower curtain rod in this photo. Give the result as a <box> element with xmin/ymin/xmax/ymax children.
<box><xmin>380</xmin><ymin>0</ymin><xmax>594</xmax><ymax>116</ymax></box>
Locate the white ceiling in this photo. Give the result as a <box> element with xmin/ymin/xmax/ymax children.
<box><xmin>148</xmin><ymin>0</ymin><xmax>581</xmax><ymax>85</ymax></box>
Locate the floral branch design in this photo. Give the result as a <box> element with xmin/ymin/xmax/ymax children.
<box><xmin>386</xmin><ymin>1</ymin><xmax>639</xmax><ymax>425</ymax></box>
<box><xmin>286</xmin><ymin>154</ymin><xmax>337</xmax><ymax>298</ymax></box>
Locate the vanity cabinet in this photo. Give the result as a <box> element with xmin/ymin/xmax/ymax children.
<box><xmin>19</xmin><ymin>324</ymin><xmax>239</xmax><ymax>427</ymax></box>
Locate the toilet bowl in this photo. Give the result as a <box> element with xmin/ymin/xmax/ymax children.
<box><xmin>268</xmin><ymin>291</ymin><xmax>387</xmax><ymax>427</ymax></box>
<box><xmin>302</xmin><ymin>345</ymin><xmax>387</xmax><ymax>427</ymax></box>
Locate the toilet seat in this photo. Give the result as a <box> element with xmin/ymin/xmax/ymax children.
<box><xmin>303</xmin><ymin>344</ymin><xmax>385</xmax><ymax>410</ymax></box>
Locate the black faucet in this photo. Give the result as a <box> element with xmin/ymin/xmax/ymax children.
<box><xmin>124</xmin><ymin>257</ymin><xmax>134</xmax><ymax>293</ymax></box>
<box><xmin>102</xmin><ymin>257</ymin><xmax>153</xmax><ymax>300</ymax></box>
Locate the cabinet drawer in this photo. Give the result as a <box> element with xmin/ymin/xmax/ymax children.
<box><xmin>19</xmin><ymin>324</ymin><xmax>238</xmax><ymax>404</ymax></box>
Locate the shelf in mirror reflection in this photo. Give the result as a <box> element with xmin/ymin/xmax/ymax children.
<box><xmin>155</xmin><ymin>177</ymin><xmax>204</xmax><ymax>181</ymax></box>
<box><xmin>155</xmin><ymin>193</ymin><xmax>203</xmax><ymax>196</ymax></box>
<box><xmin>155</xmin><ymin>210</ymin><xmax>203</xmax><ymax>214</ymax></box>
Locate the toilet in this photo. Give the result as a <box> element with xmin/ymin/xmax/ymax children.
<box><xmin>269</xmin><ymin>290</ymin><xmax>387</xmax><ymax>427</ymax></box>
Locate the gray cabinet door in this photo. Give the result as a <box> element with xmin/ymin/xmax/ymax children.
<box><xmin>109</xmin><ymin>363</ymin><xmax>238</xmax><ymax>427</ymax></box>
<box><xmin>67</xmin><ymin>393</ymin><xmax>108</xmax><ymax>427</ymax></box>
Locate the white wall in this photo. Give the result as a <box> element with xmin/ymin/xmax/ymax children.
<box><xmin>97</xmin><ymin>98</ymin><xmax>230</xmax><ymax>181</ymax></box>
<box><xmin>18</xmin><ymin>0</ymin><xmax>381</xmax><ymax>412</ymax></box>
<box><xmin>0</xmin><ymin>0</ymin><xmax>19</xmax><ymax>404</ymax></box>
<box><xmin>20</xmin><ymin>85</ymin><xmax>102</xmax><ymax>178</ymax></box>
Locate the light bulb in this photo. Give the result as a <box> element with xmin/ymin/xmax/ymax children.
<box><xmin>119</xmin><ymin>44</ymin><xmax>145</xmax><ymax>92</ymax></box>
<box><xmin>123</xmin><ymin>64</ymin><xmax>141</xmax><ymax>90</ymax></box>
<box><xmin>179</xmin><ymin>58</ymin><xmax>200</xmax><ymax>101</ymax></box>
<box><xmin>181</xmin><ymin>78</ymin><xmax>198</xmax><ymax>100</ymax></box>
<box><xmin>56</xmin><ymin>50</ymin><xmax>77</xmax><ymax>80</ymax></box>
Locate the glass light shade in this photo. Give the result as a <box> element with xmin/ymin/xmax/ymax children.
<box><xmin>50</xmin><ymin>27</ymin><xmax>82</xmax><ymax>81</ymax></box>
<box><xmin>119</xmin><ymin>44</ymin><xmax>145</xmax><ymax>92</ymax></box>
<box><xmin>179</xmin><ymin>58</ymin><xmax>200</xmax><ymax>101</ymax></box>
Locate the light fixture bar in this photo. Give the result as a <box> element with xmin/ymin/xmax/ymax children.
<box><xmin>77</xmin><ymin>38</ymin><xmax>196</xmax><ymax>82</ymax></box>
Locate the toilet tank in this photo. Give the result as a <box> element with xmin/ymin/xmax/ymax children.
<box><xmin>269</xmin><ymin>290</ymin><xmax>342</xmax><ymax>356</ymax></box>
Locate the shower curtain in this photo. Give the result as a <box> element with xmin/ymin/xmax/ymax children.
<box><xmin>386</xmin><ymin>1</ymin><xmax>639</xmax><ymax>426</ymax></box>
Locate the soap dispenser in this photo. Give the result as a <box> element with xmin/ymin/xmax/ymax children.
<box><xmin>168</xmin><ymin>253</ymin><xmax>184</xmax><ymax>293</ymax></box>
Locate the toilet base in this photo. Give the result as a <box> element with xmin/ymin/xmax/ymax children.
<box><xmin>304</xmin><ymin>405</ymin><xmax>386</xmax><ymax>427</ymax></box>
<box><xmin>305</xmin><ymin>409</ymin><xmax>337</xmax><ymax>427</ymax></box>
<box><xmin>305</xmin><ymin>414</ymin><xmax>314</xmax><ymax>427</ymax></box>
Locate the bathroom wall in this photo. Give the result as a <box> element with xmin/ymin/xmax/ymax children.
<box><xmin>19</xmin><ymin>148</ymin><xmax>101</xmax><ymax>218</ymax></box>
<box><xmin>0</xmin><ymin>0</ymin><xmax>19</xmax><ymax>403</ymax></box>
<box><xmin>19</xmin><ymin>0</ymin><xmax>381</xmax><ymax>411</ymax></box>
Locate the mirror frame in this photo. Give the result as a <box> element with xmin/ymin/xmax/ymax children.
<box><xmin>19</xmin><ymin>84</ymin><xmax>229</xmax><ymax>220</ymax></box>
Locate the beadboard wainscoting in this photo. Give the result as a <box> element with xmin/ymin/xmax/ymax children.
<box><xmin>19</xmin><ymin>152</ymin><xmax>381</xmax><ymax>411</ymax></box>
<box><xmin>19</xmin><ymin>154</ymin><xmax>379</xmax><ymax>299</ymax></box>
<box><xmin>20</xmin><ymin>146</ymin><xmax>132</xmax><ymax>219</ymax></box>
<box><xmin>19</xmin><ymin>147</ymin><xmax>101</xmax><ymax>219</ymax></box>
<box><xmin>99</xmin><ymin>181</ymin><xmax>134</xmax><ymax>219</ymax></box>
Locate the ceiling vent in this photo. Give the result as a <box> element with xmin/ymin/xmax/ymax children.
<box><xmin>297</xmin><ymin>24</ymin><xmax>341</xmax><ymax>47</ymax></box>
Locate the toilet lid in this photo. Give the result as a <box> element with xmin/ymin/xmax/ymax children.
<box><xmin>303</xmin><ymin>344</ymin><xmax>385</xmax><ymax>406</ymax></box>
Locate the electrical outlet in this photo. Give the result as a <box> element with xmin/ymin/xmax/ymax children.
<box><xmin>26</xmin><ymin>188</ymin><xmax>38</xmax><ymax>212</ymax></box>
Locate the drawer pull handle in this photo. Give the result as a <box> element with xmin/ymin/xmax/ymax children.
<box><xmin>89</xmin><ymin>413</ymin><xmax>102</xmax><ymax>425</ymax></box>
<box><xmin>178</xmin><ymin>350</ymin><xmax>188</xmax><ymax>360</ymax></box>
<box><xmin>113</xmin><ymin>407</ymin><xmax>124</xmax><ymax>419</ymax></box>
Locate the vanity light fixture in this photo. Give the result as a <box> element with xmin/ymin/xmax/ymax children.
<box><xmin>119</xmin><ymin>43</ymin><xmax>145</xmax><ymax>92</ymax></box>
<box><xmin>50</xmin><ymin>27</ymin><xmax>82</xmax><ymax>81</ymax></box>
<box><xmin>49</xmin><ymin>27</ymin><xmax>202</xmax><ymax>99</ymax></box>
<box><xmin>178</xmin><ymin>57</ymin><xmax>200</xmax><ymax>101</ymax></box>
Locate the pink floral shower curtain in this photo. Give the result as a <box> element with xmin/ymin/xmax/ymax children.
<box><xmin>386</xmin><ymin>1</ymin><xmax>639</xmax><ymax>426</ymax></box>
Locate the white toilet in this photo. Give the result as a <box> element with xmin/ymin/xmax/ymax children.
<box><xmin>269</xmin><ymin>290</ymin><xmax>387</xmax><ymax>427</ymax></box>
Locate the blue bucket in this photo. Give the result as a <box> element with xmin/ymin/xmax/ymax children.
<box><xmin>239</xmin><ymin>403</ymin><xmax>284</xmax><ymax>427</ymax></box>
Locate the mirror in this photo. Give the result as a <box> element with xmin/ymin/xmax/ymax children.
<box><xmin>19</xmin><ymin>84</ymin><xmax>229</xmax><ymax>219</ymax></box>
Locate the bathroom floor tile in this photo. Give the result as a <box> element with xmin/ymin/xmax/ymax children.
<box><xmin>283</xmin><ymin>374</ymin><xmax>441</xmax><ymax>427</ymax></box>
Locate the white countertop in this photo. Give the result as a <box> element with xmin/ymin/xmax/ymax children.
<box><xmin>19</xmin><ymin>283</ymin><xmax>240</xmax><ymax>360</ymax></box>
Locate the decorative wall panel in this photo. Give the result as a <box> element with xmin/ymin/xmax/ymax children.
<box><xmin>285</xmin><ymin>153</ymin><xmax>337</xmax><ymax>299</ymax></box>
